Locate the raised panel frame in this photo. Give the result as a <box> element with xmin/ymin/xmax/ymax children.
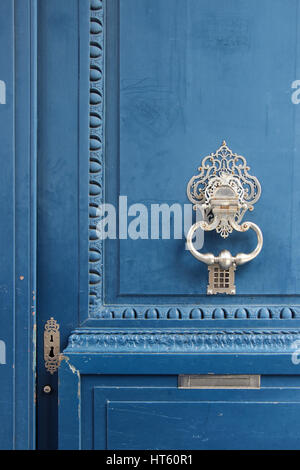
<box><xmin>85</xmin><ymin>0</ymin><xmax>300</xmax><ymax>323</ymax></box>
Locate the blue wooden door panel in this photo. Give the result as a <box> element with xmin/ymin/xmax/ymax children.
<box><xmin>0</xmin><ymin>0</ymin><xmax>36</xmax><ymax>449</ymax></box>
<box><xmin>33</xmin><ymin>0</ymin><xmax>300</xmax><ymax>450</ymax></box>
<box><xmin>104</xmin><ymin>0</ymin><xmax>300</xmax><ymax>304</ymax></box>
<box><xmin>91</xmin><ymin>386</ymin><xmax>300</xmax><ymax>450</ymax></box>
<box><xmin>89</xmin><ymin>0</ymin><xmax>300</xmax><ymax>318</ymax></box>
<box><xmin>0</xmin><ymin>0</ymin><xmax>16</xmax><ymax>448</ymax></box>
<box><xmin>107</xmin><ymin>402</ymin><xmax>300</xmax><ymax>450</ymax></box>
<box><xmin>58</xmin><ymin>345</ymin><xmax>300</xmax><ymax>449</ymax></box>
<box><xmin>36</xmin><ymin>0</ymin><xmax>89</xmax><ymax>449</ymax></box>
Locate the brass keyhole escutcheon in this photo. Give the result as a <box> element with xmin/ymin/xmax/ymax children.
<box><xmin>44</xmin><ymin>318</ymin><xmax>60</xmax><ymax>374</ymax></box>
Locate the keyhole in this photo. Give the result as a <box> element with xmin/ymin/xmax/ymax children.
<box><xmin>207</xmin><ymin>209</ymin><xmax>214</xmax><ymax>222</ymax></box>
<box><xmin>50</xmin><ymin>335</ymin><xmax>53</xmax><ymax>342</ymax></box>
<box><xmin>49</xmin><ymin>346</ymin><xmax>55</xmax><ymax>358</ymax></box>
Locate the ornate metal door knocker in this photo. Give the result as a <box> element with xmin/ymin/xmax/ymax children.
<box><xmin>186</xmin><ymin>141</ymin><xmax>263</xmax><ymax>295</ymax></box>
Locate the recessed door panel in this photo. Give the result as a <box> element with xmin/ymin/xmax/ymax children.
<box><xmin>92</xmin><ymin>385</ymin><xmax>300</xmax><ymax>450</ymax></box>
<box><xmin>105</xmin><ymin>0</ymin><xmax>300</xmax><ymax>302</ymax></box>
<box><xmin>107</xmin><ymin>401</ymin><xmax>300</xmax><ymax>450</ymax></box>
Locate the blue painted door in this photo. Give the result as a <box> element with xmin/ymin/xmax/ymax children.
<box><xmin>0</xmin><ymin>0</ymin><xmax>36</xmax><ymax>450</ymax></box>
<box><xmin>34</xmin><ymin>0</ymin><xmax>300</xmax><ymax>449</ymax></box>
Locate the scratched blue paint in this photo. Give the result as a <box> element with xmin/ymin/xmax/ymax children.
<box><xmin>107</xmin><ymin>400</ymin><xmax>300</xmax><ymax>450</ymax></box>
<box><xmin>59</xmin><ymin>355</ymin><xmax>300</xmax><ymax>449</ymax></box>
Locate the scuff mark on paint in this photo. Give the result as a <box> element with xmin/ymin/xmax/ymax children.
<box><xmin>60</xmin><ymin>355</ymin><xmax>81</xmax><ymax>420</ymax></box>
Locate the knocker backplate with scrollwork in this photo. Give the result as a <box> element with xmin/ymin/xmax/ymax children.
<box><xmin>187</xmin><ymin>140</ymin><xmax>261</xmax><ymax>209</ymax></box>
<box><xmin>187</xmin><ymin>141</ymin><xmax>261</xmax><ymax>238</ymax></box>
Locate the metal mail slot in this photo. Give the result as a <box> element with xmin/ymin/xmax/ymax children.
<box><xmin>178</xmin><ymin>375</ymin><xmax>261</xmax><ymax>390</ymax></box>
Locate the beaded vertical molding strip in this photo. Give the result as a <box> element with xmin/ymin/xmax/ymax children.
<box><xmin>89</xmin><ymin>0</ymin><xmax>105</xmax><ymax>313</ymax></box>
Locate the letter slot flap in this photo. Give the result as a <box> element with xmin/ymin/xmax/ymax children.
<box><xmin>178</xmin><ymin>375</ymin><xmax>261</xmax><ymax>389</ymax></box>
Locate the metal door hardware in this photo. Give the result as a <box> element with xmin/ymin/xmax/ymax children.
<box><xmin>186</xmin><ymin>141</ymin><xmax>263</xmax><ymax>294</ymax></box>
<box><xmin>44</xmin><ymin>317</ymin><xmax>60</xmax><ymax>374</ymax></box>
<box><xmin>178</xmin><ymin>374</ymin><xmax>261</xmax><ymax>389</ymax></box>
